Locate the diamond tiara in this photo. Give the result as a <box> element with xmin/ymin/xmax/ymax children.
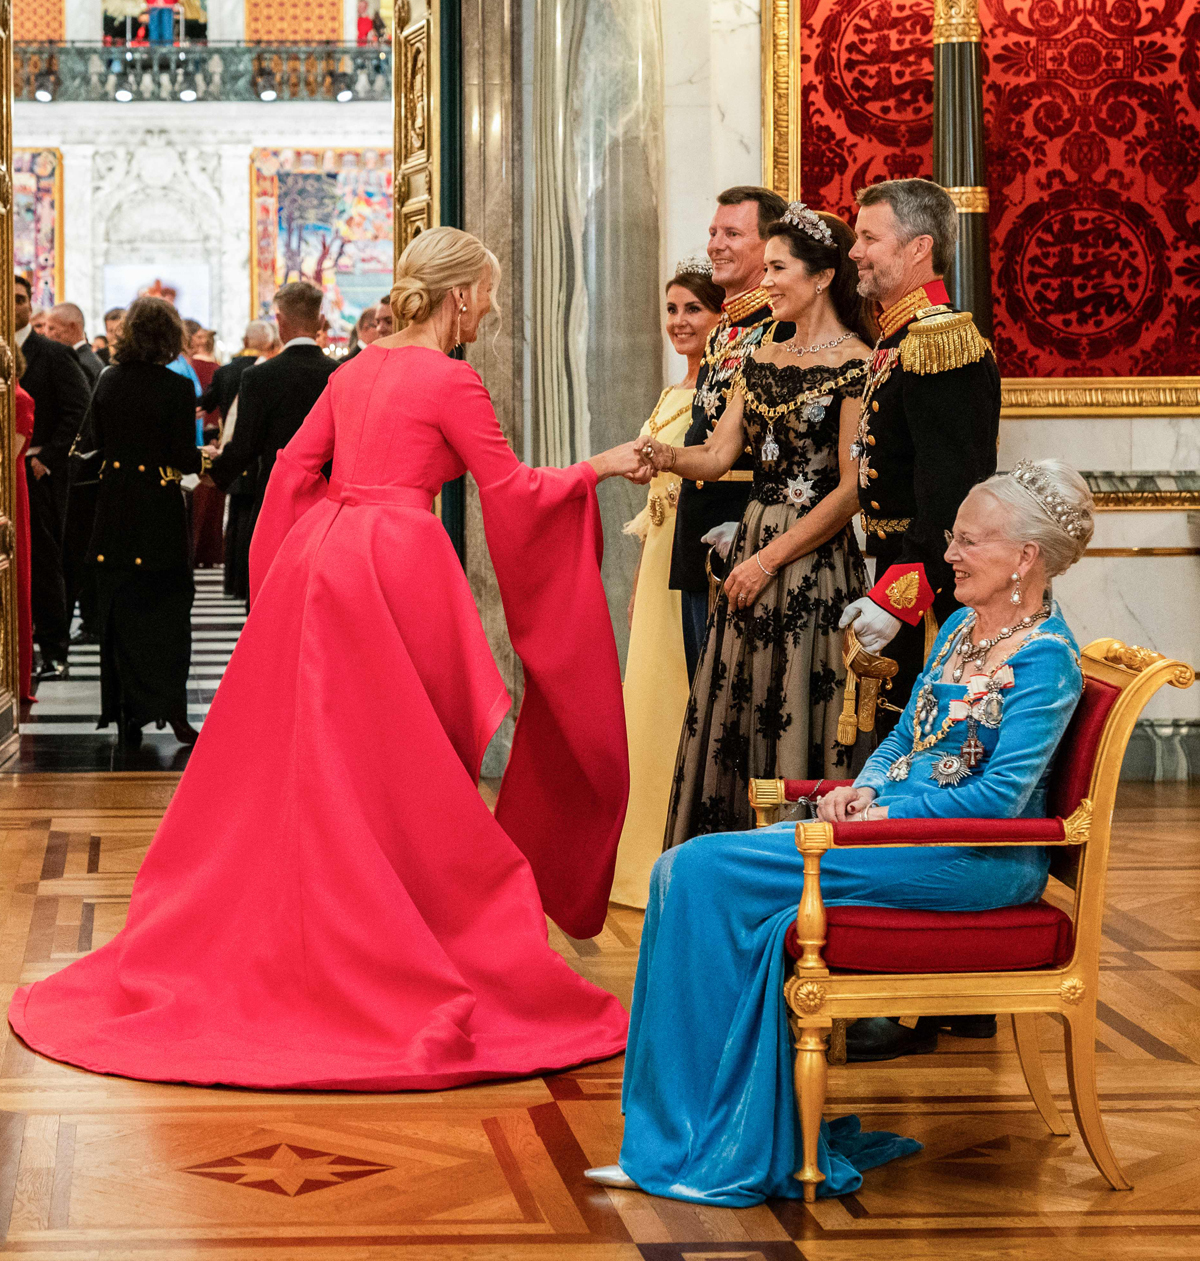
<box><xmin>674</xmin><ymin>251</ymin><xmax>714</xmax><ymax>279</ymax></box>
<box><xmin>1008</xmin><ymin>460</ymin><xmax>1091</xmax><ymax>540</ymax></box>
<box><xmin>781</xmin><ymin>201</ymin><xmax>835</xmax><ymax>248</ymax></box>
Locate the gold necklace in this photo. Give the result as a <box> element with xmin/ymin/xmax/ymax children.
<box><xmin>646</xmin><ymin>391</ymin><xmax>693</xmax><ymax>438</ymax></box>
<box><xmin>739</xmin><ymin>363</ymin><xmax>867</xmax><ymax>421</ymax></box>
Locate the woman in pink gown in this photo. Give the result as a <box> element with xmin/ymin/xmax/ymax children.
<box><xmin>9</xmin><ymin>227</ymin><xmax>643</xmax><ymax>1090</ymax></box>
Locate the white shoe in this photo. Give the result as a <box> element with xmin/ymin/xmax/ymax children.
<box><xmin>583</xmin><ymin>1165</ymin><xmax>639</xmax><ymax>1190</ymax></box>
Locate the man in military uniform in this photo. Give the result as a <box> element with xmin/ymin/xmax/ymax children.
<box><xmin>839</xmin><ymin>177</ymin><xmax>1001</xmax><ymax>732</ymax></box>
<box><xmin>838</xmin><ymin>177</ymin><xmax>1002</xmax><ymax>1064</ymax></box>
<box><xmin>670</xmin><ymin>185</ymin><xmax>789</xmax><ymax>680</ymax></box>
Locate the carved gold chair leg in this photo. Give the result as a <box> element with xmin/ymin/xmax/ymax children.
<box><xmin>827</xmin><ymin>1018</ymin><xmax>847</xmax><ymax>1065</ymax></box>
<box><xmin>1062</xmin><ymin>1000</ymin><xmax>1133</xmax><ymax>1190</ymax></box>
<box><xmin>791</xmin><ymin>1016</ymin><xmax>830</xmax><ymax>1202</ymax></box>
<box><xmin>1011</xmin><ymin>1013</ymin><xmax>1070</xmax><ymax>1136</ymax></box>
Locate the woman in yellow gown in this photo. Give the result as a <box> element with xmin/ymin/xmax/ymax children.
<box><xmin>611</xmin><ymin>258</ymin><xmax>723</xmax><ymax>908</ymax></box>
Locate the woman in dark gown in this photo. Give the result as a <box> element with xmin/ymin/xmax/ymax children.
<box><xmin>88</xmin><ymin>297</ymin><xmax>204</xmax><ymax>747</ymax></box>
<box><xmin>640</xmin><ymin>206</ymin><xmax>876</xmax><ymax>844</ymax></box>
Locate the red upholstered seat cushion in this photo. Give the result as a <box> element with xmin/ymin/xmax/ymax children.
<box><xmin>783</xmin><ymin>900</ymin><xmax>1074</xmax><ymax>973</ymax></box>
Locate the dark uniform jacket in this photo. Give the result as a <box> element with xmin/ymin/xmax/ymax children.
<box><xmin>74</xmin><ymin>343</ymin><xmax>105</xmax><ymax>388</ymax></box>
<box><xmin>669</xmin><ymin>289</ymin><xmax>780</xmax><ymax>592</ymax></box>
<box><xmin>18</xmin><ymin>329</ymin><xmax>92</xmax><ymax>480</ymax></box>
<box><xmin>198</xmin><ymin>352</ymin><xmax>258</xmax><ymax>420</ymax></box>
<box><xmin>854</xmin><ymin>280</ymin><xmax>1000</xmax><ymax>712</ymax></box>
<box><xmin>208</xmin><ymin>343</ymin><xmax>337</xmax><ymax>504</ymax></box>
<box><xmin>88</xmin><ymin>363</ymin><xmax>204</xmax><ymax>571</ymax></box>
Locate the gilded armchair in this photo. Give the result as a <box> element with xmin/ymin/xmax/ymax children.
<box><xmin>749</xmin><ymin>638</ymin><xmax>1194</xmax><ymax>1201</ymax></box>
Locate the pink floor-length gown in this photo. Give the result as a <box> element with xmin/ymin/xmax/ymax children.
<box><xmin>9</xmin><ymin>344</ymin><xmax>631</xmax><ymax>1090</ymax></box>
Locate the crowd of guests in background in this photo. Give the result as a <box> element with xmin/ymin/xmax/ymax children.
<box><xmin>13</xmin><ymin>275</ymin><xmax>349</xmax><ymax>749</ymax></box>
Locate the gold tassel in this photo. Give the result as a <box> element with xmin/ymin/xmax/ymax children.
<box><xmin>900</xmin><ymin>310</ymin><xmax>989</xmax><ymax>375</ymax></box>
<box><xmin>837</xmin><ymin>668</ymin><xmax>859</xmax><ymax>746</ymax></box>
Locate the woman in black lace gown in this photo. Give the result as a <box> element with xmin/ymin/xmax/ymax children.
<box><xmin>640</xmin><ymin>206</ymin><xmax>876</xmax><ymax>844</ymax></box>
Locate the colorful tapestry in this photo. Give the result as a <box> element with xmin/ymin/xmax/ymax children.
<box><xmin>14</xmin><ymin>0</ymin><xmax>64</xmax><ymax>42</ymax></box>
<box><xmin>251</xmin><ymin>148</ymin><xmax>394</xmax><ymax>348</ymax></box>
<box><xmin>244</xmin><ymin>0</ymin><xmax>341</xmax><ymax>43</ymax></box>
<box><xmin>799</xmin><ymin>0</ymin><xmax>934</xmax><ymax>222</ymax></box>
<box><xmin>983</xmin><ymin>0</ymin><xmax>1200</xmax><ymax>377</ymax></box>
<box><xmin>14</xmin><ymin>149</ymin><xmax>62</xmax><ymax>311</ymax></box>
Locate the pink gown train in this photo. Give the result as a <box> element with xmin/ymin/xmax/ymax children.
<box><xmin>9</xmin><ymin>345</ymin><xmax>630</xmax><ymax>1089</ymax></box>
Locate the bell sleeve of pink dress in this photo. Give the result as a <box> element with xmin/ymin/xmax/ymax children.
<box><xmin>440</xmin><ymin>364</ymin><xmax>630</xmax><ymax>940</ymax></box>
<box><xmin>248</xmin><ymin>385</ymin><xmax>335</xmax><ymax>602</ymax></box>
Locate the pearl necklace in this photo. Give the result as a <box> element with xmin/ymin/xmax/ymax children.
<box><xmin>951</xmin><ymin>604</ymin><xmax>1051</xmax><ymax>683</ymax></box>
<box><xmin>782</xmin><ymin>330</ymin><xmax>854</xmax><ymax>357</ymax></box>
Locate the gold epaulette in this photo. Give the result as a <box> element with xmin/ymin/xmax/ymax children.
<box><xmin>899</xmin><ymin>308</ymin><xmax>990</xmax><ymax>375</ymax></box>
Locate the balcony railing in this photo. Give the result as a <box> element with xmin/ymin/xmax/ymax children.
<box><xmin>15</xmin><ymin>42</ymin><xmax>393</xmax><ymax>103</ymax></box>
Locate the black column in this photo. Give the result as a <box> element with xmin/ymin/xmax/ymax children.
<box><xmin>438</xmin><ymin>0</ymin><xmax>467</xmax><ymax>563</ymax></box>
<box><xmin>932</xmin><ymin>0</ymin><xmax>993</xmax><ymax>340</ymax></box>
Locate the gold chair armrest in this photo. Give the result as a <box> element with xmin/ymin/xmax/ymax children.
<box><xmin>749</xmin><ymin>777</ymin><xmax>787</xmax><ymax>828</ymax></box>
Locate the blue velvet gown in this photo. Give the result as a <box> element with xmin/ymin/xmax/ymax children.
<box><xmin>619</xmin><ymin>607</ymin><xmax>1082</xmax><ymax>1205</ymax></box>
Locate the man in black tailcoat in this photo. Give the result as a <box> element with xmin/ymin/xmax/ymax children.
<box><xmin>15</xmin><ymin>276</ymin><xmax>92</xmax><ymax>678</ymax></box>
<box><xmin>46</xmin><ymin>302</ymin><xmax>104</xmax><ymax>643</ymax></box>
<box><xmin>208</xmin><ymin>282</ymin><xmax>337</xmax><ymax>542</ymax></box>
<box><xmin>837</xmin><ymin>178</ymin><xmax>1002</xmax><ymax>1063</ymax></box>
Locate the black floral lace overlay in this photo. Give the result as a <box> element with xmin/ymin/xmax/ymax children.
<box><xmin>741</xmin><ymin>359</ymin><xmax>866</xmax><ymax>507</ymax></box>
<box><xmin>663</xmin><ymin>356</ymin><xmax>869</xmax><ymax>847</ymax></box>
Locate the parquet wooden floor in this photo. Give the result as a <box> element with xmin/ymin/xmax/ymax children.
<box><xmin>0</xmin><ymin>773</ymin><xmax>1197</xmax><ymax>1259</ymax></box>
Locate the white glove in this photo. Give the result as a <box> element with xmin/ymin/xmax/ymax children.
<box><xmin>839</xmin><ymin>597</ymin><xmax>902</xmax><ymax>655</ymax></box>
<box><xmin>701</xmin><ymin>521</ymin><xmax>740</xmax><ymax>561</ymax></box>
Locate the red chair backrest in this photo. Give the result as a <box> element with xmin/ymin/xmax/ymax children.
<box><xmin>1047</xmin><ymin>675</ymin><xmax>1121</xmax><ymax>820</ymax></box>
<box><xmin>1045</xmin><ymin>674</ymin><xmax>1121</xmax><ymax>888</ymax></box>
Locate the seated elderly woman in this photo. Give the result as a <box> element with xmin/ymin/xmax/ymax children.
<box><xmin>587</xmin><ymin>459</ymin><xmax>1095</xmax><ymax>1206</ymax></box>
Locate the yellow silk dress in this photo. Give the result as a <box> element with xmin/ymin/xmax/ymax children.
<box><xmin>611</xmin><ymin>386</ymin><xmax>695</xmax><ymax>908</ymax></box>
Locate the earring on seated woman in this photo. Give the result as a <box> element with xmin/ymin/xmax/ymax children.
<box><xmin>1010</xmin><ymin>572</ymin><xmax>1021</xmax><ymax>605</ymax></box>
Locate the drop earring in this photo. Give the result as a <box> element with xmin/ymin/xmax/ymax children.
<box><xmin>454</xmin><ymin>299</ymin><xmax>466</xmax><ymax>347</ymax></box>
<box><xmin>1010</xmin><ymin>572</ymin><xmax>1021</xmax><ymax>605</ymax></box>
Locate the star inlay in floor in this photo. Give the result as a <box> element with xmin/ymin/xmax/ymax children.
<box><xmin>182</xmin><ymin>1142</ymin><xmax>394</xmax><ymax>1197</ymax></box>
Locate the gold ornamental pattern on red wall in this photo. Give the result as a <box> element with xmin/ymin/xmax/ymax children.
<box><xmin>245</xmin><ymin>0</ymin><xmax>341</xmax><ymax>44</ymax></box>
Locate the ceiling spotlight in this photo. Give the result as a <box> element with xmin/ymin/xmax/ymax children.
<box><xmin>115</xmin><ymin>87</ymin><xmax>133</xmax><ymax>101</ymax></box>
<box><xmin>336</xmin><ymin>87</ymin><xmax>353</xmax><ymax>102</ymax></box>
<box><xmin>259</xmin><ymin>87</ymin><xmax>277</xmax><ymax>101</ymax></box>
<box><xmin>34</xmin><ymin>73</ymin><xmax>54</xmax><ymax>102</ymax></box>
<box><xmin>256</xmin><ymin>71</ymin><xmax>278</xmax><ymax>102</ymax></box>
<box><xmin>180</xmin><ymin>87</ymin><xmax>196</xmax><ymax>100</ymax></box>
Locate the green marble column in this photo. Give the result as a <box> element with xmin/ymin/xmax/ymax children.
<box><xmin>932</xmin><ymin>0</ymin><xmax>993</xmax><ymax>339</ymax></box>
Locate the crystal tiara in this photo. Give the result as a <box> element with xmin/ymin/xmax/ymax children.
<box><xmin>674</xmin><ymin>251</ymin><xmax>714</xmax><ymax>279</ymax></box>
<box><xmin>781</xmin><ymin>201</ymin><xmax>834</xmax><ymax>247</ymax></box>
<box><xmin>1008</xmin><ymin>460</ymin><xmax>1091</xmax><ymax>540</ymax></box>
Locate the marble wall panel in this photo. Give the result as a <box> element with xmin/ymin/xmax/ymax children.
<box><xmin>526</xmin><ymin>0</ymin><xmax>665</xmax><ymax>663</ymax></box>
<box><xmin>660</xmin><ymin>0</ymin><xmax>761</xmax><ymax>381</ymax></box>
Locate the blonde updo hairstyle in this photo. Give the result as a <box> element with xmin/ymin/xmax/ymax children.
<box><xmin>389</xmin><ymin>226</ymin><xmax>500</xmax><ymax>329</ymax></box>
<box><xmin>975</xmin><ymin>459</ymin><xmax>1095</xmax><ymax>585</ymax></box>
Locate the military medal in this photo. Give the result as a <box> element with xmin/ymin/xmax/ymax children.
<box><xmin>931</xmin><ymin>754</ymin><xmax>971</xmax><ymax>787</ymax></box>
<box><xmin>786</xmin><ymin>472</ymin><xmax>815</xmax><ymax>507</ymax></box>
<box><xmin>959</xmin><ymin>720</ymin><xmax>985</xmax><ymax>770</ymax></box>
<box><xmin>886</xmin><ymin>753</ymin><xmax>913</xmax><ymax>782</ymax></box>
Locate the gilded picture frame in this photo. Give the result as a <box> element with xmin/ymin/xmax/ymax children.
<box><xmin>759</xmin><ymin>1</ymin><xmax>1200</xmax><ymax>418</ymax></box>
<box><xmin>393</xmin><ymin>0</ymin><xmax>439</xmax><ymax>268</ymax></box>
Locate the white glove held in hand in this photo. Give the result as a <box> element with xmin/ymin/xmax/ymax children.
<box><xmin>700</xmin><ymin>521</ymin><xmax>739</xmax><ymax>561</ymax></box>
<box><xmin>838</xmin><ymin>597</ymin><xmax>902</xmax><ymax>655</ymax></box>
